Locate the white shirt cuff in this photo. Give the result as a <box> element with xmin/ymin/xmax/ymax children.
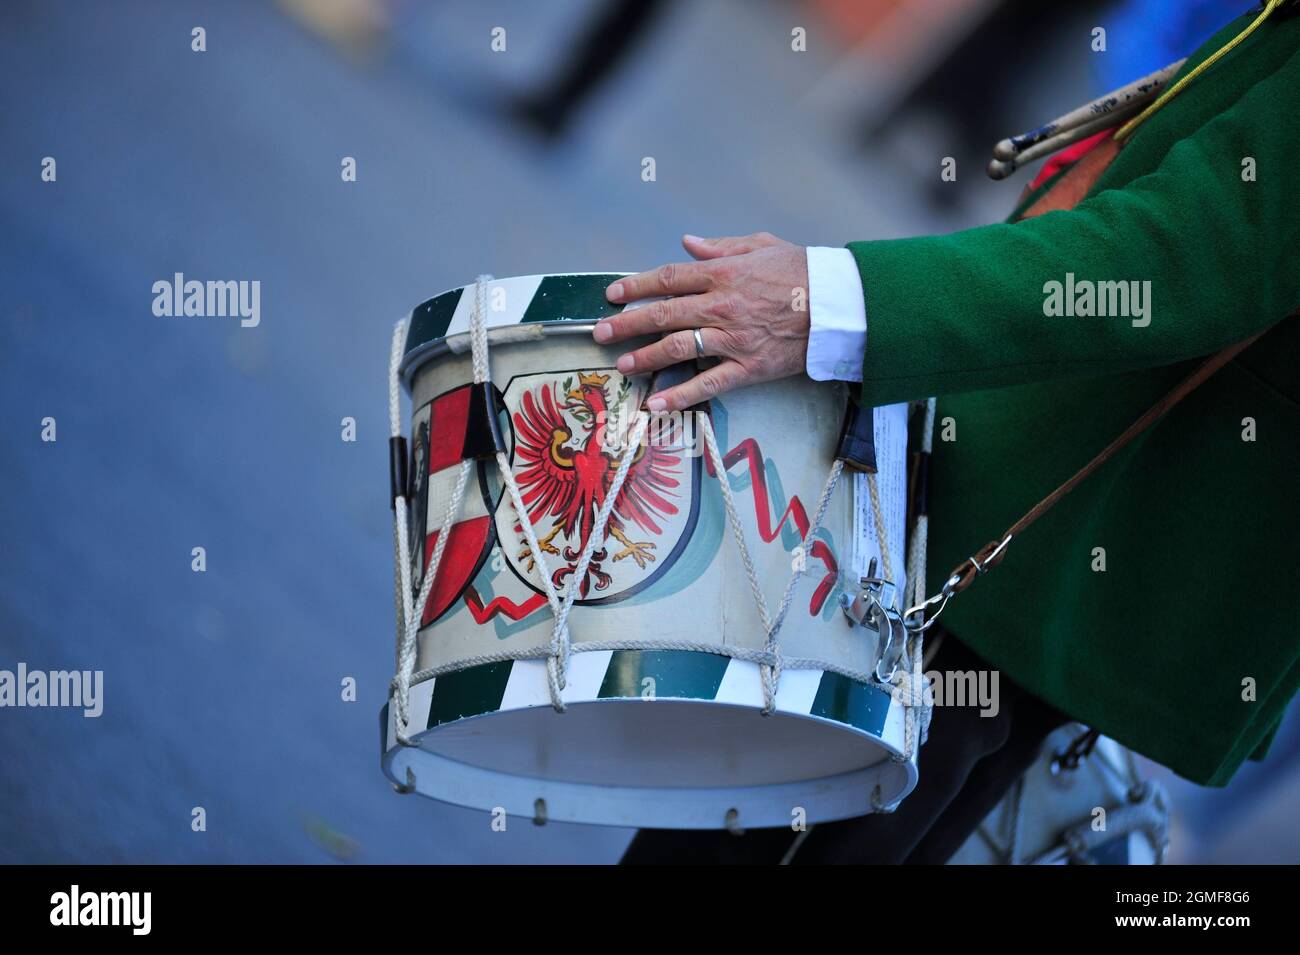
<box><xmin>805</xmin><ymin>246</ymin><xmax>867</xmax><ymax>382</ymax></box>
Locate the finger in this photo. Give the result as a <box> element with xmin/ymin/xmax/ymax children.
<box><xmin>594</xmin><ymin>292</ymin><xmax>722</xmax><ymax>344</ymax></box>
<box><xmin>606</xmin><ymin>261</ymin><xmax>714</xmax><ymax>303</ymax></box>
<box><xmin>646</xmin><ymin>360</ymin><xmax>749</xmax><ymax>413</ymax></box>
<box><xmin>616</xmin><ymin>327</ymin><xmax>723</xmax><ymax>376</ymax></box>
<box><xmin>682</xmin><ymin>232</ymin><xmax>780</xmax><ymax>260</ymax></box>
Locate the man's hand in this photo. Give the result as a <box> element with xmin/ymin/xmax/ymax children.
<box><xmin>595</xmin><ymin>232</ymin><xmax>809</xmax><ymax>412</ymax></box>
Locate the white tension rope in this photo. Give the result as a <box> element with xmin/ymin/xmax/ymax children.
<box><xmin>388</xmin><ymin>274</ymin><xmax>647</xmax><ymax>740</ymax></box>
<box><xmin>387</xmin><ymin>275</ymin><xmax>933</xmax><ymax>771</ymax></box>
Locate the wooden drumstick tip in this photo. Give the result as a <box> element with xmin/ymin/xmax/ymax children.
<box><xmin>992</xmin><ymin>138</ymin><xmax>1018</xmax><ymax>161</ymax></box>
<box><xmin>986</xmin><ymin>157</ymin><xmax>1016</xmax><ymax>180</ymax></box>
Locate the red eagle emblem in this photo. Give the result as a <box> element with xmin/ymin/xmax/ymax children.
<box><xmin>511</xmin><ymin>371</ymin><xmax>683</xmax><ymax>597</ymax></box>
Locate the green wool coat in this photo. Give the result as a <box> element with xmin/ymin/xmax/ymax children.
<box><xmin>847</xmin><ymin>8</ymin><xmax>1300</xmax><ymax>785</ymax></box>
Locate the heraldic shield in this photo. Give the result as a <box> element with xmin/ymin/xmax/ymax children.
<box><xmin>407</xmin><ymin>369</ymin><xmax>702</xmax><ymax>625</ymax></box>
<box><xmin>495</xmin><ymin>368</ymin><xmax>701</xmax><ymax>605</ymax></box>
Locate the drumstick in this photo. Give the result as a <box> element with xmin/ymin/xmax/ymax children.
<box><xmin>992</xmin><ymin>59</ymin><xmax>1185</xmax><ymax>161</ymax></box>
<box><xmin>985</xmin><ymin>102</ymin><xmax>1142</xmax><ymax>180</ymax></box>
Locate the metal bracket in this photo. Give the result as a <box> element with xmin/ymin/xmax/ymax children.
<box><xmin>841</xmin><ymin>558</ymin><xmax>907</xmax><ymax>682</ymax></box>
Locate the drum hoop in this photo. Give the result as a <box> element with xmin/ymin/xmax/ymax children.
<box><xmin>379</xmin><ymin>657</ymin><xmax>920</xmax><ymax>828</ymax></box>
<box><xmin>398</xmin><ymin>272</ymin><xmax>632</xmax><ymax>390</ymax></box>
<box><xmin>381</xmin><ymin>709</ymin><xmax>917</xmax><ymax>829</ymax></box>
<box><xmin>395</xmin><ymin>640</ymin><xmax>893</xmax><ymax>699</ymax></box>
<box><xmin>399</xmin><ymin>321</ymin><xmax>598</xmax><ymax>392</ymax></box>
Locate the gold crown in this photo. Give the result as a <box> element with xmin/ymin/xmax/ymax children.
<box><xmin>578</xmin><ymin>371</ymin><xmax>610</xmax><ymax>387</ymax></box>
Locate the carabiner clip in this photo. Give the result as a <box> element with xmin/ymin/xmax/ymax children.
<box><xmin>873</xmin><ymin>606</ymin><xmax>907</xmax><ymax>683</ymax></box>
<box><xmin>902</xmin><ymin>571</ymin><xmax>961</xmax><ymax>634</ymax></box>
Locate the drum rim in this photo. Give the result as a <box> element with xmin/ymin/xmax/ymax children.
<box><xmin>398</xmin><ymin>273</ymin><xmax>632</xmax><ymax>389</ymax></box>
<box><xmin>380</xmin><ymin>696</ymin><xmax>918</xmax><ymax>829</ymax></box>
<box><xmin>401</xmin><ymin>322</ymin><xmax>603</xmax><ymax>391</ymax></box>
<box><xmin>380</xmin><ymin>652</ymin><xmax>920</xmax><ymax>828</ymax></box>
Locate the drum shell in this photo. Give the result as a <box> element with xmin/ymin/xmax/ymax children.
<box><xmin>406</xmin><ymin>326</ymin><xmax>875</xmax><ymax>677</ymax></box>
<box><xmin>384</xmin><ymin>274</ymin><xmax>919</xmax><ymax>828</ymax></box>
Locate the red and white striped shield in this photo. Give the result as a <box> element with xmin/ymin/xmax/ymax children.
<box><xmin>408</xmin><ymin>385</ymin><xmax>499</xmax><ymax>626</ymax></box>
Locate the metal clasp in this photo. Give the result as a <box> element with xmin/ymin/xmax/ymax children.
<box><xmin>841</xmin><ymin>559</ymin><xmax>907</xmax><ymax>682</ymax></box>
<box><xmin>969</xmin><ymin>534</ymin><xmax>1013</xmax><ymax>576</ymax></box>
<box><xmin>901</xmin><ymin>571</ymin><xmax>961</xmax><ymax>635</ymax></box>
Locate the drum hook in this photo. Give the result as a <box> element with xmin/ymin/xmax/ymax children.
<box><xmin>392</xmin><ymin>766</ymin><xmax>417</xmax><ymax>795</ymax></box>
<box><xmin>724</xmin><ymin>808</ymin><xmax>745</xmax><ymax>836</ymax></box>
<box><xmin>874</xmin><ymin>607</ymin><xmax>907</xmax><ymax>684</ymax></box>
<box><xmin>1050</xmin><ymin>727</ymin><xmax>1101</xmax><ymax>775</ymax></box>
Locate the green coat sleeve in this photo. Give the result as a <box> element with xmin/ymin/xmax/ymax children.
<box><xmin>848</xmin><ymin>42</ymin><xmax>1300</xmax><ymax>408</ymax></box>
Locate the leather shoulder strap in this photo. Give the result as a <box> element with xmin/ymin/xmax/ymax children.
<box><xmin>944</xmin><ymin>327</ymin><xmax>1272</xmax><ymax>598</ymax></box>
<box><xmin>921</xmin><ymin>131</ymin><xmax>1289</xmax><ymax>613</ymax></box>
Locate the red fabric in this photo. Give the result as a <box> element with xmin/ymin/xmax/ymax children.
<box><xmin>1028</xmin><ymin>129</ymin><xmax>1111</xmax><ymax>190</ymax></box>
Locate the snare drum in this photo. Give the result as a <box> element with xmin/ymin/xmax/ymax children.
<box><xmin>381</xmin><ymin>273</ymin><xmax>926</xmax><ymax>829</ymax></box>
<box><xmin>948</xmin><ymin>725</ymin><xmax>1170</xmax><ymax>865</ymax></box>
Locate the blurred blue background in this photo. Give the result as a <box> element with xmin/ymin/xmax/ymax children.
<box><xmin>1</xmin><ymin>0</ymin><xmax>1294</xmax><ymax>863</ymax></box>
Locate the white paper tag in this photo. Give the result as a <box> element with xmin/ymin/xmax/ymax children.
<box><xmin>852</xmin><ymin>402</ymin><xmax>909</xmax><ymax>604</ymax></box>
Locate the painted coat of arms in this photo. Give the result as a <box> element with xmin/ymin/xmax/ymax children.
<box><xmin>496</xmin><ymin>369</ymin><xmax>700</xmax><ymax>603</ymax></box>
